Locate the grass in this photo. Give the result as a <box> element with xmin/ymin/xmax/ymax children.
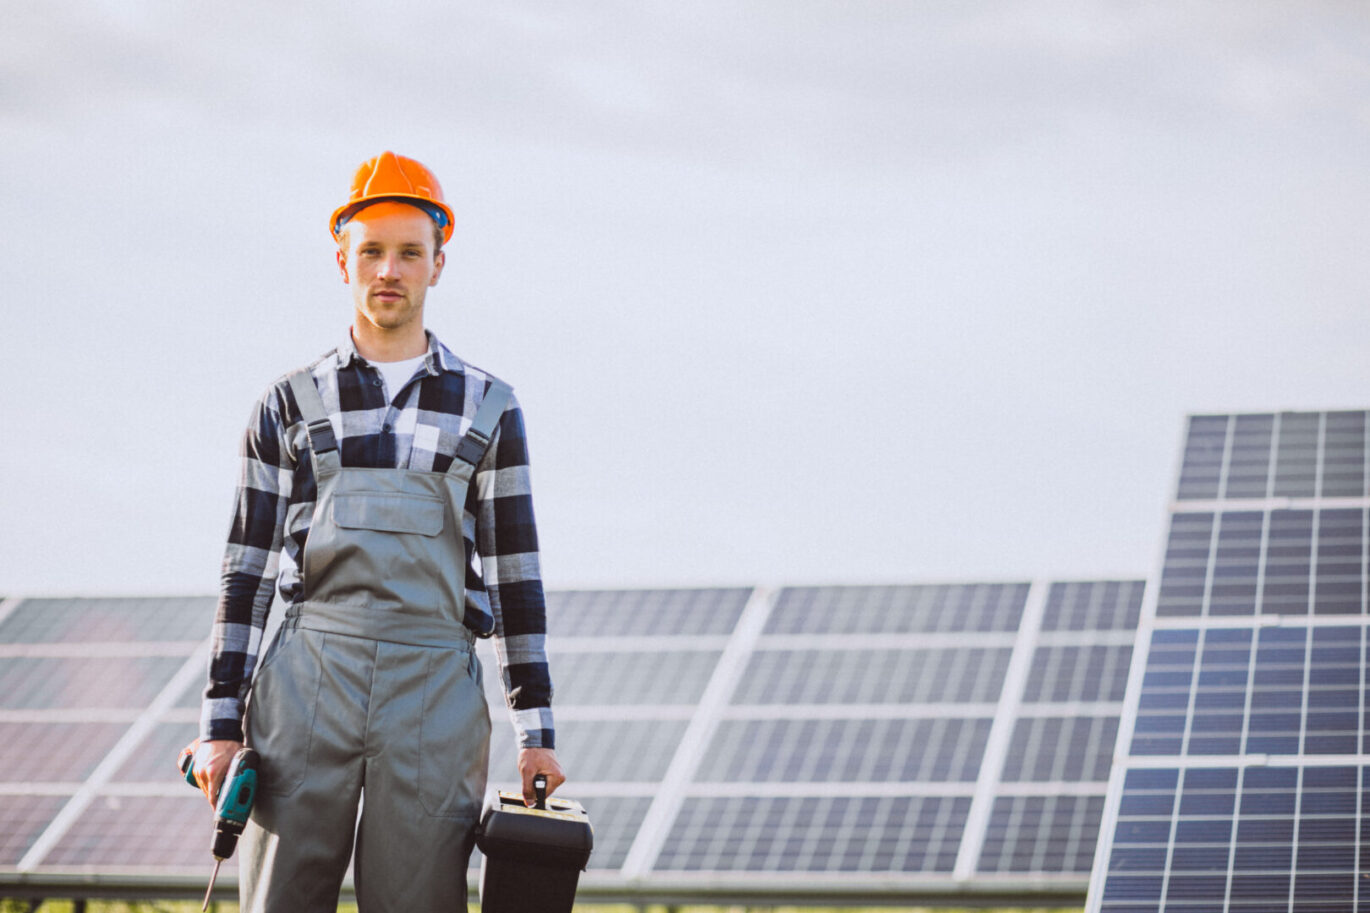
<box><xmin>0</xmin><ymin>901</ymin><xmax>1084</xmax><ymax>913</ymax></box>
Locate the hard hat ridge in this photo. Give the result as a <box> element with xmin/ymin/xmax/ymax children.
<box><xmin>330</xmin><ymin>151</ymin><xmax>455</xmax><ymax>244</ymax></box>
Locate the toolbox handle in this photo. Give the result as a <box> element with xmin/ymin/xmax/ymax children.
<box><xmin>533</xmin><ymin>773</ymin><xmax>547</xmax><ymax>810</ymax></box>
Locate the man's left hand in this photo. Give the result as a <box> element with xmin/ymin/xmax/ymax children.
<box><xmin>517</xmin><ymin>747</ymin><xmax>565</xmax><ymax>807</ymax></box>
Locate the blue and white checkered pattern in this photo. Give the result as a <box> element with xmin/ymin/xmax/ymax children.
<box><xmin>203</xmin><ymin>331</ymin><xmax>555</xmax><ymax>749</ymax></box>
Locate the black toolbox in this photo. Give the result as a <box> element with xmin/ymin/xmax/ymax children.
<box><xmin>475</xmin><ymin>777</ymin><xmax>593</xmax><ymax>912</ymax></box>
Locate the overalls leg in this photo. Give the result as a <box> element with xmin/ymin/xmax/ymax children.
<box><xmin>239</xmin><ymin>627</ymin><xmax>369</xmax><ymax>913</ymax></box>
<box><xmin>353</xmin><ymin>640</ymin><xmax>491</xmax><ymax>912</ymax></box>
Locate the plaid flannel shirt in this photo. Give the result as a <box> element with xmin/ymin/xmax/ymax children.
<box><xmin>201</xmin><ymin>330</ymin><xmax>555</xmax><ymax>749</ymax></box>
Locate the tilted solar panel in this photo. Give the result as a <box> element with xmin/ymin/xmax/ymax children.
<box><xmin>1086</xmin><ymin>410</ymin><xmax>1370</xmax><ymax>913</ymax></box>
<box><xmin>3</xmin><ymin>576</ymin><xmax>1143</xmax><ymax>904</ymax></box>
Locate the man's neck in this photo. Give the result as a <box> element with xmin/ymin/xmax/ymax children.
<box><xmin>351</xmin><ymin>324</ymin><xmax>428</xmax><ymax>363</ymax></box>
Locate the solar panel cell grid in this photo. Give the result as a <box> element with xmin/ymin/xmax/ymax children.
<box><xmin>1314</xmin><ymin>508</ymin><xmax>1366</xmax><ymax>615</ymax></box>
<box><xmin>1321</xmin><ymin>411</ymin><xmax>1367</xmax><ymax>497</ymax></box>
<box><xmin>545</xmin><ymin>588</ymin><xmax>751</xmax><ymax>637</ymax></box>
<box><xmin>1157</xmin><ymin>513</ymin><xmax>1213</xmax><ymax>617</ymax></box>
<box><xmin>0</xmin><ymin>598</ymin><xmax>214</xmax><ymax>643</ymax></box>
<box><xmin>544</xmin><ymin>650</ymin><xmax>721</xmax><ymax>705</ymax></box>
<box><xmin>1177</xmin><ymin>415</ymin><xmax>1229</xmax><ymax>500</ymax></box>
<box><xmin>1023</xmin><ymin>644</ymin><xmax>1133</xmax><ymax>702</ymax></box>
<box><xmin>1210</xmin><ymin>511</ymin><xmax>1262</xmax><ymax>616</ymax></box>
<box><xmin>766</xmin><ymin>584</ymin><xmax>1029</xmax><ymax>634</ymax></box>
<box><xmin>0</xmin><ymin>657</ymin><xmax>185</xmax><ymax>710</ymax></box>
<box><xmin>1176</xmin><ymin>411</ymin><xmax>1370</xmax><ymax>503</ymax></box>
<box><xmin>1</xmin><ymin>578</ymin><xmax>1145</xmax><ymax>895</ymax></box>
<box><xmin>1224</xmin><ymin>413</ymin><xmax>1275</xmax><ymax>499</ymax></box>
<box><xmin>1001</xmin><ymin>716</ymin><xmax>1117</xmax><ymax>783</ymax></box>
<box><xmin>114</xmin><ymin>721</ymin><xmax>200</xmax><ymax>782</ymax></box>
<box><xmin>978</xmin><ymin>795</ymin><xmax>1106</xmax><ymax>874</ymax></box>
<box><xmin>1158</xmin><ymin>507</ymin><xmax>1368</xmax><ymax>619</ymax></box>
<box><xmin>1129</xmin><ymin>626</ymin><xmax>1365</xmax><ymax>759</ymax></box>
<box><xmin>1041</xmin><ymin>580</ymin><xmax>1145</xmax><ymax>631</ymax></box>
<box><xmin>731</xmin><ymin>647</ymin><xmax>1012</xmax><ymax>705</ymax></box>
<box><xmin>657</xmin><ymin>795</ymin><xmax>971</xmax><ymax>873</ymax></box>
<box><xmin>44</xmin><ymin>795</ymin><xmax>218</xmax><ymax>869</ymax></box>
<box><xmin>579</xmin><ymin>796</ymin><xmax>651</xmax><ymax>870</ymax></box>
<box><xmin>699</xmin><ymin>717</ymin><xmax>991</xmax><ymax>783</ymax></box>
<box><xmin>1274</xmin><ymin>413</ymin><xmax>1321</xmax><ymax>499</ymax></box>
<box><xmin>1106</xmin><ymin>765</ymin><xmax>1370</xmax><ymax>913</ymax></box>
<box><xmin>0</xmin><ymin>795</ymin><xmax>67</xmax><ymax>866</ymax></box>
<box><xmin>548</xmin><ymin>719</ymin><xmax>689</xmax><ymax>783</ymax></box>
<box><xmin>1263</xmin><ymin>510</ymin><xmax>1315</xmax><ymax>615</ymax></box>
<box><xmin>0</xmin><ymin>722</ymin><xmax>130</xmax><ymax>782</ymax></box>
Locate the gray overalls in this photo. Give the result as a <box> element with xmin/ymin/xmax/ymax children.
<box><xmin>238</xmin><ymin>367</ymin><xmax>511</xmax><ymax>913</ymax></box>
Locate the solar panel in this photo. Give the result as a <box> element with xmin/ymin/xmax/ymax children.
<box><xmin>2</xmin><ymin>577</ymin><xmax>1142</xmax><ymax>903</ymax></box>
<box><xmin>1086</xmin><ymin>410</ymin><xmax>1370</xmax><ymax>913</ymax></box>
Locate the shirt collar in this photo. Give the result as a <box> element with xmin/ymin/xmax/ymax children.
<box><xmin>338</xmin><ymin>329</ymin><xmax>464</xmax><ymax>377</ymax></box>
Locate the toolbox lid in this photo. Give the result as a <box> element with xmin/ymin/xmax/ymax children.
<box><xmin>476</xmin><ymin>790</ymin><xmax>594</xmax><ymax>870</ymax></box>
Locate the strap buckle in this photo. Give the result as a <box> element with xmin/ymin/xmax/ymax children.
<box><xmin>307</xmin><ymin>418</ymin><xmax>338</xmax><ymax>454</ymax></box>
<box><xmin>453</xmin><ymin>428</ymin><xmax>491</xmax><ymax>465</ymax></box>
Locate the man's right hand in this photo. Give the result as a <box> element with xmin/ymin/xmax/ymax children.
<box><xmin>189</xmin><ymin>739</ymin><xmax>243</xmax><ymax>807</ymax></box>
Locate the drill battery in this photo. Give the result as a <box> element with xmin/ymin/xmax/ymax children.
<box><xmin>475</xmin><ymin>781</ymin><xmax>593</xmax><ymax>913</ymax></box>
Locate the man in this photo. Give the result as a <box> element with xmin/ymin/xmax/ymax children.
<box><xmin>185</xmin><ymin>151</ymin><xmax>564</xmax><ymax>912</ymax></box>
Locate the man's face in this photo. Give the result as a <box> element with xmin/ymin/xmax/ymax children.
<box><xmin>337</xmin><ymin>201</ymin><xmax>446</xmax><ymax>335</ymax></box>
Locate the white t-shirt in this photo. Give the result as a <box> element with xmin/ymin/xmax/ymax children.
<box><xmin>373</xmin><ymin>353</ymin><xmax>428</xmax><ymax>404</ymax></box>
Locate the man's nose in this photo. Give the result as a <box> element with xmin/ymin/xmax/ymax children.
<box><xmin>377</xmin><ymin>254</ymin><xmax>400</xmax><ymax>278</ymax></box>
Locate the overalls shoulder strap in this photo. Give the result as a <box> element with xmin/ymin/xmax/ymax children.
<box><xmin>286</xmin><ymin>368</ymin><xmax>342</xmax><ymax>476</ymax></box>
<box><xmin>447</xmin><ymin>378</ymin><xmax>513</xmax><ymax>476</ymax></box>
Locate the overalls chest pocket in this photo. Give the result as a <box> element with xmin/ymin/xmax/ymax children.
<box><xmin>330</xmin><ymin>491</ymin><xmax>445</xmax><ymax>536</ymax></box>
<box><xmin>308</xmin><ymin>486</ymin><xmax>459</xmax><ymax>613</ymax></box>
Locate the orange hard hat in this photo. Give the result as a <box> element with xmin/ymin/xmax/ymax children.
<box><xmin>330</xmin><ymin>151</ymin><xmax>455</xmax><ymax>243</ymax></box>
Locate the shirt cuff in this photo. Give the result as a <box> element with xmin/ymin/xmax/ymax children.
<box><xmin>513</xmin><ymin>706</ymin><xmax>556</xmax><ymax>750</ymax></box>
<box><xmin>200</xmin><ymin>698</ymin><xmax>245</xmax><ymax>743</ymax></box>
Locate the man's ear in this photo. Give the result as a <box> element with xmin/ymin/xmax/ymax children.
<box><xmin>336</xmin><ymin>248</ymin><xmax>349</xmax><ymax>283</ymax></box>
<box><xmin>429</xmin><ymin>249</ymin><xmax>446</xmax><ymax>287</ymax></box>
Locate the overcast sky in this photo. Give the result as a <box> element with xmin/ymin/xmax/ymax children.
<box><xmin>2</xmin><ymin>2</ymin><xmax>1367</xmax><ymax>598</ymax></box>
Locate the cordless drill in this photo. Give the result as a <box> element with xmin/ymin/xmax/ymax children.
<box><xmin>178</xmin><ymin>742</ymin><xmax>260</xmax><ymax>910</ymax></box>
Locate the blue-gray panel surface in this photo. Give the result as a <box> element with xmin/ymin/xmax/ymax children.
<box><xmin>114</xmin><ymin>721</ymin><xmax>201</xmax><ymax>783</ymax></box>
<box><xmin>1040</xmin><ymin>580</ymin><xmax>1145</xmax><ymax>631</ymax></box>
<box><xmin>732</xmin><ymin>647</ymin><xmax>1011</xmax><ymax>705</ymax></box>
<box><xmin>0</xmin><ymin>722</ymin><xmax>130</xmax><ymax>782</ymax></box>
<box><xmin>656</xmin><ymin>795</ymin><xmax>972</xmax><ymax>873</ymax></box>
<box><xmin>0</xmin><ymin>657</ymin><xmax>185</xmax><ymax>709</ymax></box>
<box><xmin>544</xmin><ymin>650</ymin><xmax>721</xmax><ymax>705</ymax></box>
<box><xmin>1099</xmin><ymin>766</ymin><xmax>1366</xmax><ymax>913</ymax></box>
<box><xmin>1023</xmin><ymin>645</ymin><xmax>1132</xmax><ymax>703</ymax></box>
<box><xmin>1174</xmin><ymin>411</ymin><xmax>1369</xmax><ymax>502</ymax></box>
<box><xmin>979</xmin><ymin>795</ymin><xmax>1107</xmax><ymax>874</ymax></box>
<box><xmin>44</xmin><ymin>794</ymin><xmax>219</xmax><ymax>871</ymax></box>
<box><xmin>1157</xmin><ymin>508</ymin><xmax>1369</xmax><ymax>618</ymax></box>
<box><xmin>0</xmin><ymin>796</ymin><xmax>68</xmax><ymax>866</ymax></box>
<box><xmin>1090</xmin><ymin>410</ymin><xmax>1370</xmax><ymax>913</ymax></box>
<box><xmin>0</xmin><ymin>597</ymin><xmax>214</xmax><ymax>643</ymax></box>
<box><xmin>487</xmin><ymin>717</ymin><xmax>687</xmax><ymax>785</ymax></box>
<box><xmin>1000</xmin><ymin>716</ymin><xmax>1117</xmax><ymax>783</ymax></box>
<box><xmin>765</xmin><ymin>583</ymin><xmax>1030</xmax><ymax>634</ymax></box>
<box><xmin>578</xmin><ymin>795</ymin><xmax>652</xmax><ymax>871</ymax></box>
<box><xmin>699</xmin><ymin>717</ymin><xmax>992</xmax><ymax>783</ymax></box>
<box><xmin>545</xmin><ymin>588</ymin><xmax>751</xmax><ymax>637</ymax></box>
<box><xmin>1131</xmin><ymin>625</ymin><xmax>1364</xmax><ymax>758</ymax></box>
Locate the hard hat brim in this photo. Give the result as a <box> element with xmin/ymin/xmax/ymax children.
<box><xmin>330</xmin><ymin>195</ymin><xmax>456</xmax><ymax>244</ymax></box>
